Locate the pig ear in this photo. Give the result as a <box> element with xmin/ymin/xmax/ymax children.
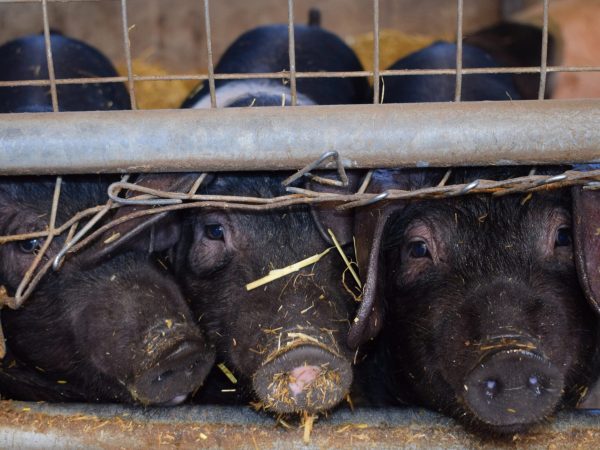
<box><xmin>573</xmin><ymin>186</ymin><xmax>600</xmax><ymax>315</ymax></box>
<box><xmin>346</xmin><ymin>168</ymin><xmax>442</xmax><ymax>348</ymax></box>
<box><xmin>347</xmin><ymin>203</ymin><xmax>400</xmax><ymax>348</ymax></box>
<box><xmin>306</xmin><ymin>171</ymin><xmax>363</xmax><ymax>246</ymax></box>
<box><xmin>82</xmin><ymin>173</ymin><xmax>207</xmax><ymax>265</ymax></box>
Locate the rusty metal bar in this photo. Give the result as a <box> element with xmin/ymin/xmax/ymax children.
<box><xmin>40</xmin><ymin>0</ymin><xmax>59</xmax><ymax>111</ymax></box>
<box><xmin>287</xmin><ymin>0</ymin><xmax>297</xmax><ymax>106</ymax></box>
<box><xmin>5</xmin><ymin>65</ymin><xmax>599</xmax><ymax>89</ymax></box>
<box><xmin>372</xmin><ymin>0</ymin><xmax>380</xmax><ymax>104</ymax></box>
<box><xmin>119</xmin><ymin>0</ymin><xmax>137</xmax><ymax>109</ymax></box>
<box><xmin>1</xmin><ymin>100</ymin><xmax>600</xmax><ymax>175</ymax></box>
<box><xmin>454</xmin><ymin>0</ymin><xmax>463</xmax><ymax>102</ymax></box>
<box><xmin>202</xmin><ymin>0</ymin><xmax>217</xmax><ymax>108</ymax></box>
<box><xmin>538</xmin><ymin>0</ymin><xmax>550</xmax><ymax>99</ymax></box>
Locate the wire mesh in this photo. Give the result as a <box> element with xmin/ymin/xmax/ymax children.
<box><xmin>0</xmin><ymin>1</ymin><xmax>597</xmax><ymax>96</ymax></box>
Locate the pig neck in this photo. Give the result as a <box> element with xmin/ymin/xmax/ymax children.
<box><xmin>0</xmin><ymin>345</ymin><xmax>87</xmax><ymax>402</ymax></box>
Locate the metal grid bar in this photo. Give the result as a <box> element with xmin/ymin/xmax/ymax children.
<box><xmin>454</xmin><ymin>0</ymin><xmax>463</xmax><ymax>102</ymax></box>
<box><xmin>1</xmin><ymin>100</ymin><xmax>599</xmax><ymax>175</ymax></box>
<box><xmin>3</xmin><ymin>65</ymin><xmax>599</xmax><ymax>89</ymax></box>
<box><xmin>119</xmin><ymin>0</ymin><xmax>136</xmax><ymax>109</ymax></box>
<box><xmin>538</xmin><ymin>0</ymin><xmax>550</xmax><ymax>99</ymax></box>
<box><xmin>40</xmin><ymin>0</ymin><xmax>58</xmax><ymax>111</ymax></box>
<box><xmin>287</xmin><ymin>0</ymin><xmax>297</xmax><ymax>105</ymax></box>
<box><xmin>372</xmin><ymin>0</ymin><xmax>380</xmax><ymax>104</ymax></box>
<box><xmin>202</xmin><ymin>0</ymin><xmax>217</xmax><ymax>108</ymax></box>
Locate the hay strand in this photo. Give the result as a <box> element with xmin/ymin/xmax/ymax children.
<box><xmin>246</xmin><ymin>248</ymin><xmax>332</xmax><ymax>291</ymax></box>
<box><xmin>217</xmin><ymin>363</ymin><xmax>238</xmax><ymax>384</ymax></box>
<box><xmin>327</xmin><ymin>229</ymin><xmax>362</xmax><ymax>288</ymax></box>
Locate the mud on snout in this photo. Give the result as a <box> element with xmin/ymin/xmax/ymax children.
<box><xmin>252</xmin><ymin>329</ymin><xmax>353</xmax><ymax>414</ymax></box>
<box><xmin>127</xmin><ymin>322</ymin><xmax>216</xmax><ymax>406</ymax></box>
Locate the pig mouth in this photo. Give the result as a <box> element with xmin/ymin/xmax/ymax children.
<box><xmin>128</xmin><ymin>338</ymin><xmax>216</xmax><ymax>406</ymax></box>
<box><xmin>252</xmin><ymin>344</ymin><xmax>352</xmax><ymax>414</ymax></box>
<box><xmin>461</xmin><ymin>347</ymin><xmax>564</xmax><ymax>430</ymax></box>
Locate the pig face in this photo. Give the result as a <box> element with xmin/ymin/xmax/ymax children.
<box><xmin>1</xmin><ymin>252</ymin><xmax>214</xmax><ymax>405</ymax></box>
<box><xmin>380</xmin><ymin>186</ymin><xmax>598</xmax><ymax>433</ymax></box>
<box><xmin>0</xmin><ymin>177</ymin><xmax>215</xmax><ymax>405</ymax></box>
<box><xmin>173</xmin><ymin>174</ymin><xmax>356</xmax><ymax>414</ymax></box>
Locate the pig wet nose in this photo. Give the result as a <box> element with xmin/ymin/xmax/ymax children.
<box><xmin>288</xmin><ymin>365</ymin><xmax>321</xmax><ymax>396</ymax></box>
<box><xmin>130</xmin><ymin>339</ymin><xmax>216</xmax><ymax>406</ymax></box>
<box><xmin>253</xmin><ymin>345</ymin><xmax>352</xmax><ymax>414</ymax></box>
<box><xmin>463</xmin><ymin>349</ymin><xmax>563</xmax><ymax>429</ymax></box>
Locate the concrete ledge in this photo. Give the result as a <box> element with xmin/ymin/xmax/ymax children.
<box><xmin>1</xmin><ymin>401</ymin><xmax>600</xmax><ymax>449</ymax></box>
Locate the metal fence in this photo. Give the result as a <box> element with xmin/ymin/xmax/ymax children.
<box><xmin>0</xmin><ymin>0</ymin><xmax>600</xmax><ymax>446</ymax></box>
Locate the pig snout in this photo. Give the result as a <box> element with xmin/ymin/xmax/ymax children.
<box><xmin>129</xmin><ymin>328</ymin><xmax>215</xmax><ymax>406</ymax></box>
<box><xmin>252</xmin><ymin>335</ymin><xmax>352</xmax><ymax>414</ymax></box>
<box><xmin>463</xmin><ymin>339</ymin><xmax>563</xmax><ymax>429</ymax></box>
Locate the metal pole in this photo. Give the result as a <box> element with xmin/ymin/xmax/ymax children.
<box><xmin>1</xmin><ymin>100</ymin><xmax>600</xmax><ymax>175</ymax></box>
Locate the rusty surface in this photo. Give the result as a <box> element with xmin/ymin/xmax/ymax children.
<box><xmin>1</xmin><ymin>100</ymin><xmax>600</xmax><ymax>175</ymax></box>
<box><xmin>0</xmin><ymin>401</ymin><xmax>599</xmax><ymax>449</ymax></box>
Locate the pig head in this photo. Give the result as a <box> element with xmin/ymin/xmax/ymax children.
<box><xmin>0</xmin><ymin>177</ymin><xmax>215</xmax><ymax>405</ymax></box>
<box><xmin>351</xmin><ymin>168</ymin><xmax>600</xmax><ymax>434</ymax></box>
<box><xmin>111</xmin><ymin>171</ymin><xmax>361</xmax><ymax>414</ymax></box>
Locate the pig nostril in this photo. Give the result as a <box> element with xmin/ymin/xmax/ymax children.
<box><xmin>528</xmin><ymin>375</ymin><xmax>542</xmax><ymax>395</ymax></box>
<box><xmin>185</xmin><ymin>360</ymin><xmax>202</xmax><ymax>376</ymax></box>
<box><xmin>483</xmin><ymin>379</ymin><xmax>500</xmax><ymax>399</ymax></box>
<box><xmin>154</xmin><ymin>369</ymin><xmax>175</xmax><ymax>383</ymax></box>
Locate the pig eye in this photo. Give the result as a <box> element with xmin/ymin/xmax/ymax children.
<box><xmin>555</xmin><ymin>227</ymin><xmax>572</xmax><ymax>247</ymax></box>
<box><xmin>408</xmin><ymin>240</ymin><xmax>430</xmax><ymax>259</ymax></box>
<box><xmin>18</xmin><ymin>238</ymin><xmax>43</xmax><ymax>254</ymax></box>
<box><xmin>205</xmin><ymin>224</ymin><xmax>225</xmax><ymax>240</ymax></box>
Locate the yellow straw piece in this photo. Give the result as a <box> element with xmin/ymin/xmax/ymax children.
<box><xmin>217</xmin><ymin>363</ymin><xmax>238</xmax><ymax>384</ymax></box>
<box><xmin>245</xmin><ymin>248</ymin><xmax>332</xmax><ymax>291</ymax></box>
<box><xmin>103</xmin><ymin>232</ymin><xmax>121</xmax><ymax>245</ymax></box>
<box><xmin>327</xmin><ymin>229</ymin><xmax>362</xmax><ymax>289</ymax></box>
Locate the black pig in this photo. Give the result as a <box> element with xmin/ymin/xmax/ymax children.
<box><xmin>0</xmin><ymin>178</ymin><xmax>215</xmax><ymax>405</ymax></box>
<box><xmin>0</xmin><ymin>34</ymin><xmax>215</xmax><ymax>404</ymax></box>
<box><xmin>381</xmin><ymin>41</ymin><xmax>521</xmax><ymax>103</ymax></box>
<box><xmin>124</xmin><ymin>16</ymin><xmax>369</xmax><ymax>414</ymax></box>
<box><xmin>169</xmin><ymin>173</ymin><xmax>357</xmax><ymax>414</ymax></box>
<box><xmin>371</xmin><ymin>169</ymin><xmax>598</xmax><ymax>433</ymax></box>
<box><xmin>350</xmin><ymin>41</ymin><xmax>600</xmax><ymax>434</ymax></box>
<box><xmin>182</xmin><ymin>13</ymin><xmax>368</xmax><ymax>108</ymax></box>
<box><xmin>0</xmin><ymin>32</ymin><xmax>130</xmax><ymax>112</ymax></box>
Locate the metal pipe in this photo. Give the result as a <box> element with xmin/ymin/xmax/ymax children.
<box><xmin>1</xmin><ymin>100</ymin><xmax>600</xmax><ymax>175</ymax></box>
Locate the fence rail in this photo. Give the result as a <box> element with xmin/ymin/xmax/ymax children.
<box><xmin>0</xmin><ymin>99</ymin><xmax>598</xmax><ymax>175</ymax></box>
